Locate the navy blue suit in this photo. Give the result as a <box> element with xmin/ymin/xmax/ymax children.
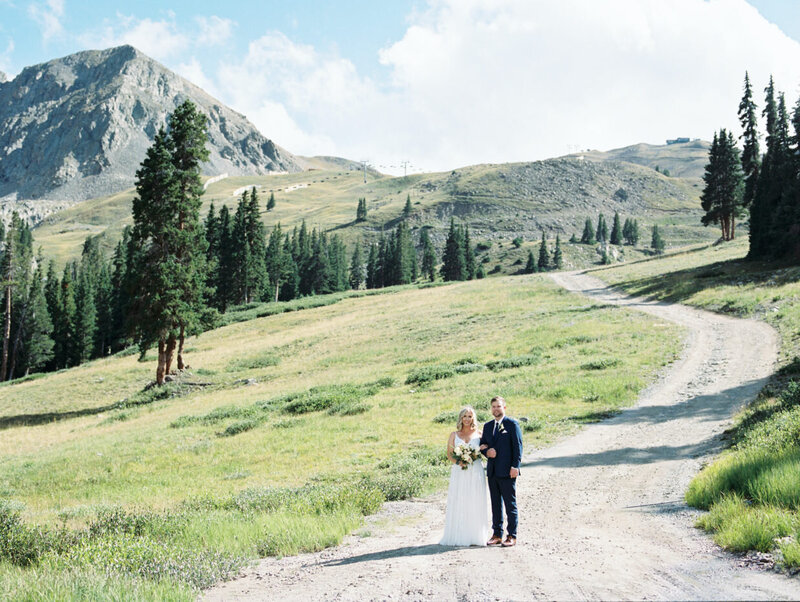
<box><xmin>481</xmin><ymin>416</ymin><xmax>523</xmax><ymax>537</ymax></box>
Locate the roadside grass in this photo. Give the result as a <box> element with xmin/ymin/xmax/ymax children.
<box><xmin>595</xmin><ymin>236</ymin><xmax>800</xmax><ymax>567</ymax></box>
<box><xmin>0</xmin><ymin>274</ymin><xmax>682</xmax><ymax>597</ymax></box>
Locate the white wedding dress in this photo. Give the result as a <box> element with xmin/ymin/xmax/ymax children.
<box><xmin>439</xmin><ymin>434</ymin><xmax>490</xmax><ymax>546</ymax></box>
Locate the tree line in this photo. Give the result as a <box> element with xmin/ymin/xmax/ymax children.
<box><xmin>701</xmin><ymin>72</ymin><xmax>800</xmax><ymax>259</ymax></box>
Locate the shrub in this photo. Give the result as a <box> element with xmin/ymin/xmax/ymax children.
<box><xmin>520</xmin><ymin>416</ymin><xmax>545</xmax><ymax>432</ymax></box>
<box><xmin>406</xmin><ymin>364</ymin><xmax>455</xmax><ymax>385</ymax></box>
<box><xmin>432</xmin><ymin>410</ymin><xmax>491</xmax><ymax>424</ymax></box>
<box><xmin>486</xmin><ymin>354</ymin><xmax>540</xmax><ymax>371</ymax></box>
<box><xmin>512</xmin><ymin>237</ymin><xmax>523</xmax><ymax>248</ymax></box>
<box><xmin>220</xmin><ymin>418</ymin><xmax>260</xmax><ymax>437</ymax></box>
<box><xmin>580</xmin><ymin>358</ymin><xmax>622</xmax><ymax>371</ymax></box>
<box><xmin>327</xmin><ymin>402</ymin><xmax>370</xmax><ymax>416</ymax></box>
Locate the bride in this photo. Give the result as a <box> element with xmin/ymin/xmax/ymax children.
<box><xmin>440</xmin><ymin>406</ymin><xmax>490</xmax><ymax>546</ymax></box>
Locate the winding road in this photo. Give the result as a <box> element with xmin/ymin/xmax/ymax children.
<box><xmin>205</xmin><ymin>271</ymin><xmax>799</xmax><ymax>601</ymax></box>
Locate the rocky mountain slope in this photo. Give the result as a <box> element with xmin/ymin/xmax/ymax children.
<box><xmin>0</xmin><ymin>45</ymin><xmax>300</xmax><ymax>217</ymax></box>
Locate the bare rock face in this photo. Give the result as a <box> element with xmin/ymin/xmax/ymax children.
<box><xmin>0</xmin><ymin>71</ymin><xmax>6</xmax><ymax>83</ymax></box>
<box><xmin>0</xmin><ymin>45</ymin><xmax>301</xmax><ymax>210</ymax></box>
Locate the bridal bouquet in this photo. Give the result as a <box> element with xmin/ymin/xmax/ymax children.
<box><xmin>452</xmin><ymin>443</ymin><xmax>482</xmax><ymax>470</ymax></box>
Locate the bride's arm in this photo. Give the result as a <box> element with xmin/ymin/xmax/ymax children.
<box><xmin>446</xmin><ymin>432</ymin><xmax>457</xmax><ymax>464</ymax></box>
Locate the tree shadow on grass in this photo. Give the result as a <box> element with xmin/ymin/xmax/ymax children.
<box><xmin>0</xmin><ymin>402</ymin><xmax>122</xmax><ymax>429</ymax></box>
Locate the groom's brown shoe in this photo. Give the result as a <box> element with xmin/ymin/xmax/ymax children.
<box><xmin>486</xmin><ymin>535</ymin><xmax>503</xmax><ymax>546</ymax></box>
<box><xmin>501</xmin><ymin>536</ymin><xmax>516</xmax><ymax>547</ymax></box>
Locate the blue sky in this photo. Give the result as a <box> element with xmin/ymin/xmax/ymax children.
<box><xmin>1</xmin><ymin>1</ymin><xmax>800</xmax><ymax>173</ymax></box>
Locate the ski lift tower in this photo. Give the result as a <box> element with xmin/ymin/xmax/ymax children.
<box><xmin>360</xmin><ymin>160</ymin><xmax>371</xmax><ymax>184</ymax></box>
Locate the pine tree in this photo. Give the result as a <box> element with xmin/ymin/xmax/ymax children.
<box><xmin>441</xmin><ymin>219</ymin><xmax>466</xmax><ymax>281</ymax></box>
<box><xmin>349</xmin><ymin>243</ymin><xmax>364</xmax><ymax>289</ymax></box>
<box><xmin>701</xmin><ymin>129</ymin><xmax>744</xmax><ymax>241</ymax></box>
<box><xmin>0</xmin><ymin>213</ymin><xmax>33</xmax><ymax>380</ymax></box>
<box><xmin>420</xmin><ymin>228</ymin><xmax>437</xmax><ymax>281</ymax></box>
<box><xmin>128</xmin><ymin>100</ymin><xmax>212</xmax><ymax>384</ymax></box>
<box><xmin>266</xmin><ymin>191</ymin><xmax>276</xmax><ymax>211</ymax></box>
<box><xmin>356</xmin><ymin>198</ymin><xmax>367</xmax><ymax>222</ymax></box>
<box><xmin>525</xmin><ymin>250</ymin><xmax>536</xmax><ymax>274</ymax></box>
<box><xmin>596</xmin><ymin>215</ymin><xmax>608</xmax><ymax>243</ymax></box>
<box><xmin>265</xmin><ymin>224</ymin><xmax>286</xmax><ymax>302</ymax></box>
<box><xmin>580</xmin><ymin>218</ymin><xmax>595</xmax><ymax>244</ymax></box>
<box><xmin>631</xmin><ymin>219</ymin><xmax>640</xmax><ymax>245</ymax></box>
<box><xmin>366</xmin><ymin>243</ymin><xmax>379</xmax><ymax>289</ymax></box>
<box><xmin>609</xmin><ymin>212</ymin><xmax>622</xmax><ymax>245</ymax></box>
<box><xmin>749</xmin><ymin>76</ymin><xmax>779</xmax><ymax>259</ymax></box>
<box><xmin>651</xmin><ymin>225</ymin><xmax>665</xmax><ymax>254</ymax></box>
<box><xmin>463</xmin><ymin>225</ymin><xmax>476</xmax><ymax>280</ymax></box>
<box><xmin>553</xmin><ymin>235</ymin><xmax>563</xmax><ymax>269</ymax></box>
<box><xmin>738</xmin><ymin>72</ymin><xmax>760</xmax><ymax>213</ymax></box>
<box><xmin>476</xmin><ymin>264</ymin><xmax>486</xmax><ymax>279</ymax></box>
<box><xmin>44</xmin><ymin>261</ymin><xmax>62</xmax><ymax>370</ymax></box>
<box><xmin>16</xmin><ymin>257</ymin><xmax>53</xmax><ymax>376</ymax></box>
<box><xmin>71</xmin><ymin>267</ymin><xmax>96</xmax><ymax>365</ymax></box>
<box><xmin>58</xmin><ymin>264</ymin><xmax>77</xmax><ymax>368</ymax></box>
<box><xmin>214</xmin><ymin>204</ymin><xmax>234</xmax><ymax>311</ymax></box>
<box><xmin>569</xmin><ymin>233</ymin><xmax>578</xmax><ymax>244</ymax></box>
<box><xmin>403</xmin><ymin>194</ymin><xmax>412</xmax><ymax>218</ymax></box>
<box><xmin>537</xmin><ymin>232</ymin><xmax>550</xmax><ymax>271</ymax></box>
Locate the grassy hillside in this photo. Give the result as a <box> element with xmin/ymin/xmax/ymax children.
<box><xmin>0</xmin><ymin>275</ymin><xmax>682</xmax><ymax>599</ymax></box>
<box><xmin>31</xmin><ymin>154</ymin><xmax>716</xmax><ymax>270</ymax></box>
<box><xmin>576</xmin><ymin>139</ymin><xmax>711</xmax><ymax>179</ymax></box>
<box><xmin>593</xmin><ymin>237</ymin><xmax>800</xmax><ymax>567</ymax></box>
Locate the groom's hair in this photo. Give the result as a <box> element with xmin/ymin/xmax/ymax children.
<box><xmin>491</xmin><ymin>395</ymin><xmax>505</xmax><ymax>406</ymax></box>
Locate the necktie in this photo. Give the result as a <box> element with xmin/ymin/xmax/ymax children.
<box><xmin>494</xmin><ymin>421</ymin><xmax>499</xmax><ymax>435</ymax></box>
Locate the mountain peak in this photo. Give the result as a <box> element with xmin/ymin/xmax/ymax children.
<box><xmin>0</xmin><ymin>45</ymin><xmax>301</xmax><ymax>209</ymax></box>
<box><xmin>0</xmin><ymin>70</ymin><xmax>6</xmax><ymax>84</ymax></box>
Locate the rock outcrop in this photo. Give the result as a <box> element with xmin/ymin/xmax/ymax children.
<box><xmin>0</xmin><ymin>45</ymin><xmax>301</xmax><ymax>210</ymax></box>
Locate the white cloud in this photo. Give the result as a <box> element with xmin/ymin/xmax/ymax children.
<box><xmin>78</xmin><ymin>14</ymin><xmax>189</xmax><ymax>61</ymax></box>
<box><xmin>0</xmin><ymin>38</ymin><xmax>14</xmax><ymax>75</ymax></box>
<box><xmin>213</xmin><ymin>31</ymin><xmax>380</xmax><ymax>157</ymax></box>
<box><xmin>206</xmin><ymin>0</ymin><xmax>800</xmax><ymax>173</ymax></box>
<box><xmin>195</xmin><ymin>15</ymin><xmax>234</xmax><ymax>47</ymax></box>
<box><xmin>372</xmin><ymin>0</ymin><xmax>800</xmax><ymax>170</ymax></box>
<box><xmin>28</xmin><ymin>0</ymin><xmax>64</xmax><ymax>42</ymax></box>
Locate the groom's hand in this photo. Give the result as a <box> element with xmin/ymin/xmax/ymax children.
<box><xmin>486</xmin><ymin>448</ymin><xmax>497</xmax><ymax>458</ymax></box>
<box><xmin>509</xmin><ymin>467</ymin><xmax>519</xmax><ymax>478</ymax></box>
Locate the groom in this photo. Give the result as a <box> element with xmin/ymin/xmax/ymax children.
<box><xmin>480</xmin><ymin>395</ymin><xmax>523</xmax><ymax>547</ymax></box>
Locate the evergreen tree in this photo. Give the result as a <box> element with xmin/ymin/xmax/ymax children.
<box><xmin>580</xmin><ymin>218</ymin><xmax>596</xmax><ymax>244</ymax></box>
<box><xmin>266</xmin><ymin>191</ymin><xmax>276</xmax><ymax>211</ymax></box>
<box><xmin>463</xmin><ymin>225</ymin><xmax>476</xmax><ymax>280</ymax></box>
<box><xmin>356</xmin><ymin>198</ymin><xmax>367</xmax><ymax>222</ymax></box>
<box><xmin>1</xmin><ymin>213</ymin><xmax>33</xmax><ymax>380</ymax></box>
<box><xmin>71</xmin><ymin>267</ymin><xmax>96</xmax><ymax>365</ymax></box>
<box><xmin>44</xmin><ymin>261</ymin><xmax>62</xmax><ymax>370</ymax></box>
<box><xmin>214</xmin><ymin>204</ymin><xmax>234</xmax><ymax>311</ymax></box>
<box><xmin>610</xmin><ymin>212</ymin><xmax>622</xmax><ymax>245</ymax></box>
<box><xmin>651</xmin><ymin>225</ymin><xmax>665</xmax><ymax>254</ymax></box>
<box><xmin>537</xmin><ymin>232</ymin><xmax>550</xmax><ymax>271</ymax></box>
<box><xmin>701</xmin><ymin>129</ymin><xmax>744</xmax><ymax>241</ymax></box>
<box><xmin>553</xmin><ymin>235</ymin><xmax>563</xmax><ymax>269</ymax></box>
<box><xmin>596</xmin><ymin>214</ymin><xmax>608</xmax><ymax>243</ymax></box>
<box><xmin>128</xmin><ymin>100</ymin><xmax>212</xmax><ymax>384</ymax></box>
<box><xmin>420</xmin><ymin>228</ymin><xmax>437</xmax><ymax>282</ymax></box>
<box><xmin>58</xmin><ymin>264</ymin><xmax>77</xmax><ymax>368</ymax></box>
<box><xmin>349</xmin><ymin>242</ymin><xmax>365</xmax><ymax>290</ymax></box>
<box><xmin>525</xmin><ymin>250</ymin><xmax>536</xmax><ymax>274</ymax></box>
<box><xmin>366</xmin><ymin>242</ymin><xmax>379</xmax><ymax>289</ymax></box>
<box><xmin>569</xmin><ymin>233</ymin><xmax>578</xmax><ymax>244</ymax></box>
<box><xmin>15</xmin><ymin>257</ymin><xmax>53</xmax><ymax>376</ymax></box>
<box><xmin>749</xmin><ymin>76</ymin><xmax>779</xmax><ymax>258</ymax></box>
<box><xmin>738</xmin><ymin>72</ymin><xmax>761</xmax><ymax>212</ymax></box>
<box><xmin>441</xmin><ymin>219</ymin><xmax>466</xmax><ymax>281</ymax></box>
<box><xmin>265</xmin><ymin>224</ymin><xmax>288</xmax><ymax>302</ymax></box>
<box><xmin>476</xmin><ymin>264</ymin><xmax>486</xmax><ymax>279</ymax></box>
<box><xmin>403</xmin><ymin>194</ymin><xmax>412</xmax><ymax>218</ymax></box>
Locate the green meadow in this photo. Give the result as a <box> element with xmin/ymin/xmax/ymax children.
<box><xmin>595</xmin><ymin>237</ymin><xmax>800</xmax><ymax>567</ymax></box>
<box><xmin>0</xmin><ymin>274</ymin><xmax>681</xmax><ymax>599</ymax></box>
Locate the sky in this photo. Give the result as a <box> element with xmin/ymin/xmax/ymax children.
<box><xmin>1</xmin><ymin>0</ymin><xmax>800</xmax><ymax>175</ymax></box>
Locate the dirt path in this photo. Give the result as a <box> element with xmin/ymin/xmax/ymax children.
<box><xmin>205</xmin><ymin>271</ymin><xmax>799</xmax><ymax>601</ymax></box>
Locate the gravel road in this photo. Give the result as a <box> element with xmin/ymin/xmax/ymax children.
<box><xmin>204</xmin><ymin>271</ymin><xmax>799</xmax><ymax>601</ymax></box>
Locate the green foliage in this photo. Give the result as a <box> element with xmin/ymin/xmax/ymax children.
<box><xmin>580</xmin><ymin>218</ymin><xmax>595</xmax><ymax>245</ymax></box>
<box><xmin>511</xmin><ymin>236</ymin><xmax>523</xmax><ymax>248</ymax></box>
<box><xmin>432</xmin><ymin>409</ymin><xmax>491</xmax><ymax>424</ymax></box>
<box><xmin>486</xmin><ymin>353</ymin><xmax>540</xmax><ymax>371</ymax></box>
<box><xmin>700</xmin><ymin>129</ymin><xmax>744</xmax><ymax>241</ymax></box>
<box><xmin>220</xmin><ymin>419</ymin><xmax>260</xmax><ymax>437</ymax></box>
<box><xmin>580</xmin><ymin>358</ymin><xmax>622</xmax><ymax>370</ymax></box>
<box><xmin>406</xmin><ymin>364</ymin><xmax>456</xmax><ymax>385</ymax></box>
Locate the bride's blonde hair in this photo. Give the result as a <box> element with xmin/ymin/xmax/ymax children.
<box><xmin>456</xmin><ymin>406</ymin><xmax>478</xmax><ymax>432</ymax></box>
